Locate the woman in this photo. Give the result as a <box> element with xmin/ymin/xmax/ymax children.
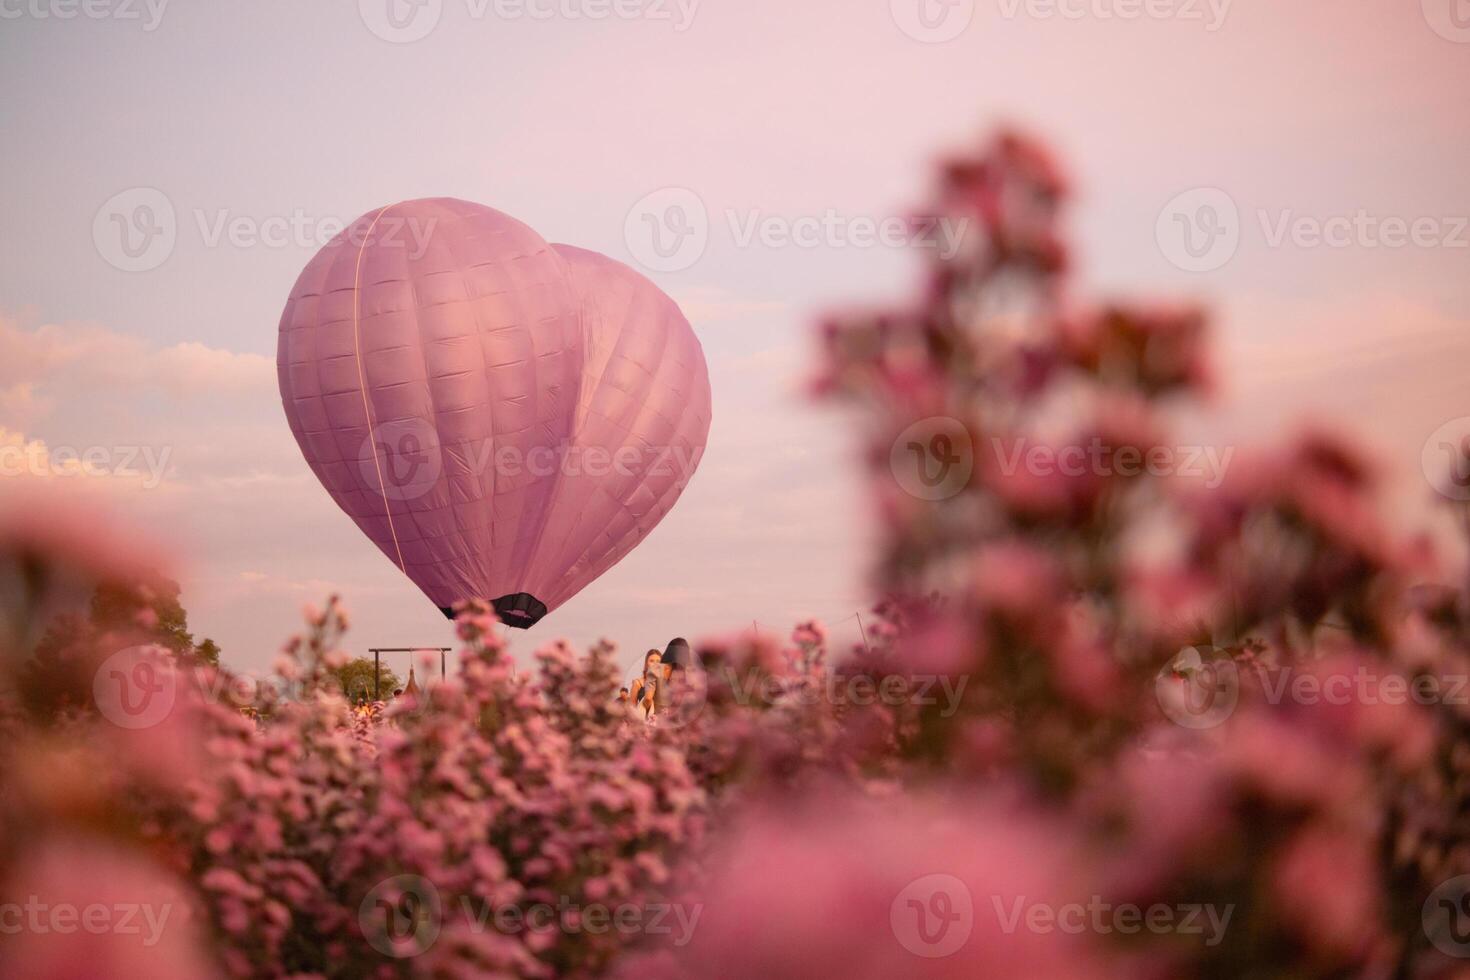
<box><xmin>629</xmin><ymin>649</ymin><xmax>666</xmax><ymax>720</ymax></box>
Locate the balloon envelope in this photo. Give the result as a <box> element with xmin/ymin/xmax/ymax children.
<box><xmin>277</xmin><ymin>198</ymin><xmax>710</xmax><ymax>627</ymax></box>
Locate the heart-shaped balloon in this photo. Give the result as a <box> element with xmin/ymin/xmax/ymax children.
<box><xmin>276</xmin><ymin>198</ymin><xmax>711</xmax><ymax>627</ymax></box>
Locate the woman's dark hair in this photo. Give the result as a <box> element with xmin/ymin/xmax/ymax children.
<box><xmin>660</xmin><ymin>637</ymin><xmax>692</xmax><ymax>669</ymax></box>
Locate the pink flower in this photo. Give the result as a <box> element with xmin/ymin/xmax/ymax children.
<box><xmin>1271</xmin><ymin>825</ymin><xmax>1383</xmax><ymax>963</ymax></box>
<box><xmin>0</xmin><ymin>833</ymin><xmax>217</xmax><ymax>979</ymax></box>
<box><xmin>621</xmin><ymin>789</ymin><xmax>1117</xmax><ymax>980</ymax></box>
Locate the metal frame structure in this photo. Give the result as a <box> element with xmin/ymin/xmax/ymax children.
<box><xmin>369</xmin><ymin>647</ymin><xmax>451</xmax><ymax>700</ymax></box>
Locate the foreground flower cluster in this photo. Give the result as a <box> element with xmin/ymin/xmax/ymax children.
<box><xmin>3</xmin><ymin>133</ymin><xmax>1470</xmax><ymax>978</ymax></box>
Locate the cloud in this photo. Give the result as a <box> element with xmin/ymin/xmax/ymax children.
<box><xmin>0</xmin><ymin>382</ymin><xmax>52</xmax><ymax>424</ymax></box>
<box><xmin>0</xmin><ymin>425</ymin><xmax>176</xmax><ymax>490</ymax></box>
<box><xmin>0</xmin><ymin>315</ymin><xmax>273</xmax><ymax>416</ymax></box>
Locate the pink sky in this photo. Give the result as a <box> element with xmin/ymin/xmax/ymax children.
<box><xmin>2</xmin><ymin>0</ymin><xmax>1467</xmax><ymax>675</ymax></box>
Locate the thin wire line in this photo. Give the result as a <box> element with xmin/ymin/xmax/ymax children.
<box><xmin>351</xmin><ymin>204</ymin><xmax>407</xmax><ymax>574</ymax></box>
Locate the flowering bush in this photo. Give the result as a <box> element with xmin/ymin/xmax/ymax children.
<box><xmin>3</xmin><ymin>132</ymin><xmax>1469</xmax><ymax>978</ymax></box>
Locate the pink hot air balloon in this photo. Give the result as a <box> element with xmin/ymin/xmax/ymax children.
<box><xmin>277</xmin><ymin>198</ymin><xmax>711</xmax><ymax>628</ymax></box>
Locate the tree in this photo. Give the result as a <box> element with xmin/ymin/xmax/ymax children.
<box><xmin>194</xmin><ymin>638</ymin><xmax>221</xmax><ymax>667</ymax></box>
<box><xmin>328</xmin><ymin>657</ymin><xmax>401</xmax><ymax>704</ymax></box>
<box><xmin>91</xmin><ymin>578</ymin><xmax>192</xmax><ymax>650</ymax></box>
<box><xmin>90</xmin><ymin>577</ymin><xmax>222</xmax><ymax>664</ymax></box>
<box><xmin>31</xmin><ymin>576</ymin><xmax>222</xmax><ymax>679</ymax></box>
